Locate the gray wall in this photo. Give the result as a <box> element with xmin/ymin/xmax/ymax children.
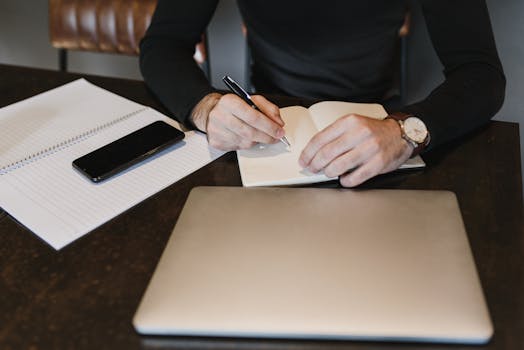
<box><xmin>0</xmin><ymin>0</ymin><xmax>143</xmax><ymax>79</ymax></box>
<box><xmin>1</xmin><ymin>0</ymin><xmax>523</xmax><ymax>173</ymax></box>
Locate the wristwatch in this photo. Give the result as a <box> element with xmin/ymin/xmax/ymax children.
<box><xmin>386</xmin><ymin>112</ymin><xmax>430</xmax><ymax>157</ymax></box>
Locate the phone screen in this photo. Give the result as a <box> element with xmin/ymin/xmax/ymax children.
<box><xmin>73</xmin><ymin>121</ymin><xmax>185</xmax><ymax>182</ymax></box>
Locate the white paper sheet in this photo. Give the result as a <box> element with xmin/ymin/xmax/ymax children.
<box><xmin>0</xmin><ymin>79</ymin><xmax>224</xmax><ymax>249</ymax></box>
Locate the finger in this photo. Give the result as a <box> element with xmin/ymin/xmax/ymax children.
<box><xmin>323</xmin><ymin>140</ymin><xmax>377</xmax><ymax>177</ymax></box>
<box><xmin>299</xmin><ymin>115</ymin><xmax>357</xmax><ymax>168</ymax></box>
<box><xmin>226</xmin><ymin>94</ymin><xmax>285</xmax><ymax>140</ymax></box>
<box><xmin>339</xmin><ymin>155</ymin><xmax>384</xmax><ymax>187</ymax></box>
<box><xmin>225</xmin><ymin>112</ymin><xmax>278</xmax><ymax>145</ymax></box>
<box><xmin>251</xmin><ymin>95</ymin><xmax>285</xmax><ymax>126</ymax></box>
<box><xmin>206</xmin><ymin>122</ymin><xmax>242</xmax><ymax>151</ymax></box>
<box><xmin>307</xmin><ymin>129</ymin><xmax>373</xmax><ymax>173</ymax></box>
<box><xmin>306</xmin><ymin>137</ymin><xmax>351</xmax><ymax>174</ymax></box>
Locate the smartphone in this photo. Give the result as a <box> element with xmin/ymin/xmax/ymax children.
<box><xmin>73</xmin><ymin>120</ymin><xmax>185</xmax><ymax>183</ymax></box>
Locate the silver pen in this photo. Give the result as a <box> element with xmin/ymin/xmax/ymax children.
<box><xmin>222</xmin><ymin>75</ymin><xmax>291</xmax><ymax>147</ymax></box>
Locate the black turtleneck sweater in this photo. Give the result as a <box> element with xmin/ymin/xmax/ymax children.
<box><xmin>139</xmin><ymin>0</ymin><xmax>505</xmax><ymax>151</ymax></box>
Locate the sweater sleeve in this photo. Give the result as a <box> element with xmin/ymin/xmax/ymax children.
<box><xmin>397</xmin><ymin>0</ymin><xmax>506</xmax><ymax>151</ymax></box>
<box><xmin>139</xmin><ymin>0</ymin><xmax>219</xmax><ymax>126</ymax></box>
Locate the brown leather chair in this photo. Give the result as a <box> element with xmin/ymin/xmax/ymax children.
<box><xmin>48</xmin><ymin>0</ymin><xmax>208</xmax><ymax>73</ymax></box>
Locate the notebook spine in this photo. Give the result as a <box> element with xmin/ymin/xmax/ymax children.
<box><xmin>0</xmin><ymin>107</ymin><xmax>148</xmax><ymax>176</ymax></box>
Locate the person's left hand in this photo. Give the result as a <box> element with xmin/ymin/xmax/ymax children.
<box><xmin>299</xmin><ymin>114</ymin><xmax>413</xmax><ymax>187</ymax></box>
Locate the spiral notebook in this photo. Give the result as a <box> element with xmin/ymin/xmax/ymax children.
<box><xmin>0</xmin><ymin>79</ymin><xmax>224</xmax><ymax>250</ymax></box>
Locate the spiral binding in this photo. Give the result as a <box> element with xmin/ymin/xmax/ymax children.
<box><xmin>0</xmin><ymin>107</ymin><xmax>148</xmax><ymax>176</ymax></box>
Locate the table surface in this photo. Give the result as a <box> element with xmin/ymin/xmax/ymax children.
<box><xmin>0</xmin><ymin>64</ymin><xmax>522</xmax><ymax>350</ymax></box>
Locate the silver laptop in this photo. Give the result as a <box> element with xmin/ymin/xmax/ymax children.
<box><xmin>133</xmin><ymin>186</ymin><xmax>492</xmax><ymax>344</ymax></box>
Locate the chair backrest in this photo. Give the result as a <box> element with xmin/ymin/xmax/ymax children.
<box><xmin>48</xmin><ymin>0</ymin><xmax>158</xmax><ymax>55</ymax></box>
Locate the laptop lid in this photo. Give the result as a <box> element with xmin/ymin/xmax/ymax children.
<box><xmin>133</xmin><ymin>186</ymin><xmax>492</xmax><ymax>344</ymax></box>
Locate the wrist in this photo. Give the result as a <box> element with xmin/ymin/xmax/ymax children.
<box><xmin>189</xmin><ymin>92</ymin><xmax>222</xmax><ymax>132</ymax></box>
<box><xmin>385</xmin><ymin>118</ymin><xmax>415</xmax><ymax>155</ymax></box>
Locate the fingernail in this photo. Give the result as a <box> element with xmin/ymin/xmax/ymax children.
<box><xmin>276</xmin><ymin>129</ymin><xmax>285</xmax><ymax>138</ymax></box>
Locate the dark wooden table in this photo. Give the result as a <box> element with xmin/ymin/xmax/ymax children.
<box><xmin>0</xmin><ymin>64</ymin><xmax>523</xmax><ymax>350</ymax></box>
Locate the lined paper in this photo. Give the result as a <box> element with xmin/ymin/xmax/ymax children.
<box><xmin>0</xmin><ymin>80</ymin><xmax>224</xmax><ymax>249</ymax></box>
<box><xmin>0</xmin><ymin>79</ymin><xmax>145</xmax><ymax>172</ymax></box>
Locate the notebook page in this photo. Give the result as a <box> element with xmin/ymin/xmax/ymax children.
<box><xmin>308</xmin><ymin>101</ymin><xmax>388</xmax><ymax>130</ymax></box>
<box><xmin>308</xmin><ymin>101</ymin><xmax>425</xmax><ymax>169</ymax></box>
<box><xmin>0</xmin><ymin>79</ymin><xmax>144</xmax><ymax>171</ymax></box>
<box><xmin>0</xmin><ymin>108</ymin><xmax>224</xmax><ymax>250</ymax></box>
<box><xmin>237</xmin><ymin>106</ymin><xmax>332</xmax><ymax>187</ymax></box>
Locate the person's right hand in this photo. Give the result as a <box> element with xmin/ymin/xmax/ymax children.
<box><xmin>190</xmin><ymin>92</ymin><xmax>286</xmax><ymax>151</ymax></box>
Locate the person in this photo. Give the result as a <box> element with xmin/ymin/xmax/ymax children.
<box><xmin>139</xmin><ymin>0</ymin><xmax>505</xmax><ymax>187</ymax></box>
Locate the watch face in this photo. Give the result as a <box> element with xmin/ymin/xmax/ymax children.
<box><xmin>404</xmin><ymin>117</ymin><xmax>428</xmax><ymax>144</ymax></box>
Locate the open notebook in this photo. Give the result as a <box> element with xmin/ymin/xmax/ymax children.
<box><xmin>237</xmin><ymin>101</ymin><xmax>425</xmax><ymax>187</ymax></box>
<box><xmin>0</xmin><ymin>79</ymin><xmax>224</xmax><ymax>250</ymax></box>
